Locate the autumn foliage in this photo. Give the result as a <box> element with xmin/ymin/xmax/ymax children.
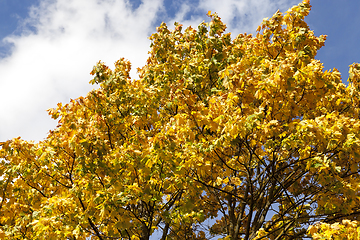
<box><xmin>1</xmin><ymin>1</ymin><xmax>360</xmax><ymax>239</ymax></box>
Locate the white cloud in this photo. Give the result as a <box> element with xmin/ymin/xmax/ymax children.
<box><xmin>0</xmin><ymin>0</ymin><xmax>163</xmax><ymax>141</ymax></box>
<box><xmin>0</xmin><ymin>0</ymin><xmax>299</xmax><ymax>142</ymax></box>
<box><xmin>161</xmin><ymin>0</ymin><xmax>300</xmax><ymax>34</ymax></box>
<box><xmin>197</xmin><ymin>0</ymin><xmax>300</xmax><ymax>34</ymax></box>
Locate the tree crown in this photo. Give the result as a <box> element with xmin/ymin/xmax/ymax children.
<box><xmin>1</xmin><ymin>1</ymin><xmax>360</xmax><ymax>239</ymax></box>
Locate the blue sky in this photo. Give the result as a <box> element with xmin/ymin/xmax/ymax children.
<box><xmin>0</xmin><ymin>0</ymin><xmax>359</xmax><ymax>142</ymax></box>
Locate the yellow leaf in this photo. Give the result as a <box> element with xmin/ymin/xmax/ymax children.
<box><xmin>232</xmin><ymin>177</ymin><xmax>242</xmax><ymax>186</ymax></box>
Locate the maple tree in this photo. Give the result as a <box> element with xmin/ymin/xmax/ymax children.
<box><xmin>1</xmin><ymin>0</ymin><xmax>360</xmax><ymax>239</ymax></box>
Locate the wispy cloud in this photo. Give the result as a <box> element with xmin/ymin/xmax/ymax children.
<box><xmin>0</xmin><ymin>0</ymin><xmax>163</xmax><ymax>141</ymax></box>
<box><xmin>160</xmin><ymin>0</ymin><xmax>299</xmax><ymax>34</ymax></box>
<box><xmin>0</xmin><ymin>0</ymin><xmax>298</xmax><ymax>142</ymax></box>
<box><xmin>200</xmin><ymin>0</ymin><xmax>299</xmax><ymax>33</ymax></box>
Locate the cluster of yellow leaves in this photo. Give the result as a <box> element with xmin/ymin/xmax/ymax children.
<box><xmin>1</xmin><ymin>0</ymin><xmax>360</xmax><ymax>239</ymax></box>
<box><xmin>308</xmin><ymin>220</ymin><xmax>360</xmax><ymax>239</ymax></box>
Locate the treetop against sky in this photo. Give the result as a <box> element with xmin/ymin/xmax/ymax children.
<box><xmin>1</xmin><ymin>1</ymin><xmax>360</xmax><ymax>239</ymax></box>
<box><xmin>0</xmin><ymin>0</ymin><xmax>360</xmax><ymax>142</ymax></box>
